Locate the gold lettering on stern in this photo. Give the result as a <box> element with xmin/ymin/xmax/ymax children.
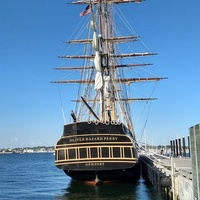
<box><xmin>85</xmin><ymin>162</ymin><xmax>105</xmax><ymax>166</ymax></box>
<box><xmin>69</xmin><ymin>137</ymin><xmax>85</xmax><ymax>142</ymax></box>
<box><xmin>68</xmin><ymin>136</ymin><xmax>118</xmax><ymax>143</ymax></box>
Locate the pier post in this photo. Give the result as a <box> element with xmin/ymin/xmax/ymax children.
<box><xmin>175</xmin><ymin>139</ymin><xmax>179</xmax><ymax>157</ymax></box>
<box><xmin>173</xmin><ymin>140</ymin><xmax>176</xmax><ymax>156</ymax></box>
<box><xmin>153</xmin><ymin>167</ymin><xmax>157</xmax><ymax>189</ymax></box>
<box><xmin>171</xmin><ymin>157</ymin><xmax>176</xmax><ymax>200</ymax></box>
<box><xmin>170</xmin><ymin>140</ymin><xmax>173</xmax><ymax>156</ymax></box>
<box><xmin>190</xmin><ymin>124</ymin><xmax>200</xmax><ymax>199</ymax></box>
<box><xmin>178</xmin><ymin>138</ymin><xmax>182</xmax><ymax>157</ymax></box>
<box><xmin>147</xmin><ymin>165</ymin><xmax>151</xmax><ymax>182</ymax></box>
<box><xmin>182</xmin><ymin>137</ymin><xmax>186</xmax><ymax>157</ymax></box>
<box><xmin>150</xmin><ymin>166</ymin><xmax>153</xmax><ymax>183</ymax></box>
<box><xmin>188</xmin><ymin>135</ymin><xmax>190</xmax><ymax>157</ymax></box>
<box><xmin>157</xmin><ymin>171</ymin><xmax>161</xmax><ymax>194</ymax></box>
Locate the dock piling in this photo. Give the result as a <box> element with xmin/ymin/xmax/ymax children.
<box><xmin>182</xmin><ymin>137</ymin><xmax>186</xmax><ymax>157</ymax></box>
<box><xmin>175</xmin><ymin>139</ymin><xmax>179</xmax><ymax>157</ymax></box>
<box><xmin>190</xmin><ymin>124</ymin><xmax>200</xmax><ymax>199</ymax></box>
<box><xmin>188</xmin><ymin>135</ymin><xmax>190</xmax><ymax>157</ymax></box>
<box><xmin>178</xmin><ymin>138</ymin><xmax>182</xmax><ymax>157</ymax></box>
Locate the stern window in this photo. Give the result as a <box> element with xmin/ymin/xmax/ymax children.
<box><xmin>68</xmin><ymin>149</ymin><xmax>76</xmax><ymax>159</ymax></box>
<box><xmin>102</xmin><ymin>147</ymin><xmax>109</xmax><ymax>158</ymax></box>
<box><xmin>113</xmin><ymin>147</ymin><xmax>121</xmax><ymax>158</ymax></box>
<box><xmin>124</xmin><ymin>147</ymin><xmax>132</xmax><ymax>158</ymax></box>
<box><xmin>80</xmin><ymin>148</ymin><xmax>87</xmax><ymax>158</ymax></box>
<box><xmin>58</xmin><ymin>150</ymin><xmax>64</xmax><ymax>160</ymax></box>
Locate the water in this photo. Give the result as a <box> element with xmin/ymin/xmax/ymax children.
<box><xmin>0</xmin><ymin>153</ymin><xmax>168</xmax><ymax>200</ymax></box>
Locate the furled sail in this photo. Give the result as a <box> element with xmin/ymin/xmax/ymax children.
<box><xmin>91</xmin><ymin>8</ymin><xmax>103</xmax><ymax>91</ymax></box>
<box><xmin>94</xmin><ymin>51</ymin><xmax>102</xmax><ymax>89</ymax></box>
<box><xmin>53</xmin><ymin>0</ymin><xmax>167</xmax><ymax>126</ymax></box>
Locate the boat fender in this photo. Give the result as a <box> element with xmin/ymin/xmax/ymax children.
<box><xmin>87</xmin><ymin>120</ymin><xmax>91</xmax><ymax>124</ymax></box>
<box><xmin>161</xmin><ymin>177</ymin><xmax>171</xmax><ymax>187</ymax></box>
<box><xmin>111</xmin><ymin>121</ymin><xmax>115</xmax><ymax>125</ymax></box>
<box><xmin>115</xmin><ymin>121</ymin><xmax>118</xmax><ymax>125</ymax></box>
<box><xmin>95</xmin><ymin>120</ymin><xmax>99</xmax><ymax>125</ymax></box>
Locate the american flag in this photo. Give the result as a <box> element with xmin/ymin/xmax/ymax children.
<box><xmin>79</xmin><ymin>5</ymin><xmax>91</xmax><ymax>17</ymax></box>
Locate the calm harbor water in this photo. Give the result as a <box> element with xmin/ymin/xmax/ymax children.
<box><xmin>0</xmin><ymin>153</ymin><xmax>168</xmax><ymax>200</ymax></box>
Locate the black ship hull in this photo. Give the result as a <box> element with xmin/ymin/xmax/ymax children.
<box><xmin>55</xmin><ymin>121</ymin><xmax>140</xmax><ymax>183</ymax></box>
<box><xmin>64</xmin><ymin>164</ymin><xmax>140</xmax><ymax>183</ymax></box>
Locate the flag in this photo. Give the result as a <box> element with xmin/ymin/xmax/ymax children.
<box><xmin>79</xmin><ymin>5</ymin><xmax>91</xmax><ymax>17</ymax></box>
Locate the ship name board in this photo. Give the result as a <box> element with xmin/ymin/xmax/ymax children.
<box><xmin>85</xmin><ymin>162</ymin><xmax>105</xmax><ymax>166</ymax></box>
<box><xmin>69</xmin><ymin>136</ymin><xmax>118</xmax><ymax>143</ymax></box>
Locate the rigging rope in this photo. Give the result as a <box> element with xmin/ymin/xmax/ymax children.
<box><xmin>57</xmin><ymin>84</ymin><xmax>66</xmax><ymax>125</ymax></box>
<box><xmin>115</xmin><ymin>5</ymin><xmax>151</xmax><ymax>52</ymax></box>
<box><xmin>137</xmin><ymin>81</ymin><xmax>158</xmax><ymax>143</ymax></box>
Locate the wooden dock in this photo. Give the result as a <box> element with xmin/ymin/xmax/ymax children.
<box><xmin>140</xmin><ymin>153</ymin><xmax>193</xmax><ymax>200</ymax></box>
<box><xmin>140</xmin><ymin>123</ymin><xmax>200</xmax><ymax>200</ymax></box>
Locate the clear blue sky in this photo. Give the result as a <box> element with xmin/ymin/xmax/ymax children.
<box><xmin>1</xmin><ymin>0</ymin><xmax>200</xmax><ymax>148</ymax></box>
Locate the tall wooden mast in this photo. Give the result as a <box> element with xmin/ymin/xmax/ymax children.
<box><xmin>97</xmin><ymin>0</ymin><xmax>105</xmax><ymax>121</ymax></box>
<box><xmin>52</xmin><ymin>0</ymin><xmax>167</xmax><ymax>127</ymax></box>
<box><xmin>103</xmin><ymin>1</ymin><xmax>112</xmax><ymax>122</ymax></box>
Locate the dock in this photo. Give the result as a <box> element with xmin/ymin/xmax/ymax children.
<box><xmin>140</xmin><ymin>123</ymin><xmax>200</xmax><ymax>200</ymax></box>
<box><xmin>140</xmin><ymin>153</ymin><xmax>193</xmax><ymax>199</ymax></box>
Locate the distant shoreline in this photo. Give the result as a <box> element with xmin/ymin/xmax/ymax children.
<box><xmin>0</xmin><ymin>151</ymin><xmax>54</xmax><ymax>155</ymax></box>
<box><xmin>0</xmin><ymin>152</ymin><xmax>13</xmax><ymax>154</ymax></box>
<box><xmin>0</xmin><ymin>146</ymin><xmax>55</xmax><ymax>154</ymax></box>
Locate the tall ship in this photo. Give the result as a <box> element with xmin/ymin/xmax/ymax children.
<box><xmin>53</xmin><ymin>0</ymin><xmax>165</xmax><ymax>184</ymax></box>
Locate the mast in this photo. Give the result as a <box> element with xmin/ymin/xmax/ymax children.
<box><xmin>109</xmin><ymin>5</ymin><xmax>116</xmax><ymax>121</ymax></box>
<box><xmin>52</xmin><ymin>0</ymin><xmax>166</xmax><ymax>130</ymax></box>
<box><xmin>97</xmin><ymin>0</ymin><xmax>104</xmax><ymax>121</ymax></box>
<box><xmin>103</xmin><ymin>1</ymin><xmax>111</xmax><ymax>122</ymax></box>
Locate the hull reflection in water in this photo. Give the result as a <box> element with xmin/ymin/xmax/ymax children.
<box><xmin>54</xmin><ymin>178</ymin><xmax>169</xmax><ymax>200</ymax></box>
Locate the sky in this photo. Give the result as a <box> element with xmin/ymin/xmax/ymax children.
<box><xmin>1</xmin><ymin>0</ymin><xmax>200</xmax><ymax>148</ymax></box>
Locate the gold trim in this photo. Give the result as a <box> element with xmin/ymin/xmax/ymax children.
<box><xmin>64</xmin><ymin>149</ymin><xmax>66</xmax><ymax>160</ymax></box>
<box><xmin>55</xmin><ymin>159</ymin><xmax>137</xmax><ymax>166</ymax></box>
<box><xmin>56</xmin><ymin>145</ymin><xmax>133</xmax><ymax>150</ymax></box>
<box><xmin>120</xmin><ymin>147</ymin><xmax>123</xmax><ymax>158</ymax></box>
<box><xmin>86</xmin><ymin>148</ymin><xmax>88</xmax><ymax>158</ymax></box>
<box><xmin>111</xmin><ymin>147</ymin><xmax>113</xmax><ymax>158</ymax></box>
<box><xmin>61</xmin><ymin>133</ymin><xmax>128</xmax><ymax>138</ymax></box>
<box><xmin>55</xmin><ymin>145</ymin><xmax>136</xmax><ymax>164</ymax></box>
<box><xmin>56</xmin><ymin>142</ymin><xmax>137</xmax><ymax>148</ymax></box>
<box><xmin>56</xmin><ymin>141</ymin><xmax>132</xmax><ymax>147</ymax></box>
